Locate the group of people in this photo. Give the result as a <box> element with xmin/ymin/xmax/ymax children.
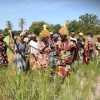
<box><xmin>0</xmin><ymin>24</ymin><xmax>100</xmax><ymax>78</ymax></box>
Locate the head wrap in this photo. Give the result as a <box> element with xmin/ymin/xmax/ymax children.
<box><xmin>20</xmin><ymin>32</ymin><xmax>26</xmax><ymax>36</ymax></box>
<box><xmin>39</xmin><ymin>25</ymin><xmax>50</xmax><ymax>38</ymax></box>
<box><xmin>53</xmin><ymin>34</ymin><xmax>59</xmax><ymax>38</ymax></box>
<box><xmin>59</xmin><ymin>22</ymin><xmax>69</xmax><ymax>36</ymax></box>
<box><xmin>50</xmin><ymin>32</ymin><xmax>53</xmax><ymax>35</ymax></box>
<box><xmin>79</xmin><ymin>32</ymin><xmax>83</xmax><ymax>36</ymax></box>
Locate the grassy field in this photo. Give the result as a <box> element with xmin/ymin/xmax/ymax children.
<box><xmin>0</xmin><ymin>35</ymin><xmax>100</xmax><ymax>100</ymax></box>
<box><xmin>0</xmin><ymin>60</ymin><xmax>100</xmax><ymax>100</ymax></box>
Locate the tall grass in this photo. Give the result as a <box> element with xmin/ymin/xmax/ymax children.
<box><xmin>0</xmin><ymin>59</ymin><xmax>100</xmax><ymax>100</ymax></box>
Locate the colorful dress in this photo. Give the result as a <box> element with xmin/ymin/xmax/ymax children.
<box><xmin>29</xmin><ymin>40</ymin><xmax>39</xmax><ymax>70</ymax></box>
<box><xmin>0</xmin><ymin>41</ymin><xmax>8</xmax><ymax>66</ymax></box>
<box><xmin>38</xmin><ymin>41</ymin><xmax>50</xmax><ymax>68</ymax></box>
<box><xmin>57</xmin><ymin>40</ymin><xmax>75</xmax><ymax>77</ymax></box>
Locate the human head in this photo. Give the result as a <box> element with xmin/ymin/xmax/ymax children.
<box><xmin>30</xmin><ymin>34</ymin><xmax>37</xmax><ymax>42</ymax></box>
<box><xmin>79</xmin><ymin>32</ymin><xmax>83</xmax><ymax>37</ymax></box>
<box><xmin>97</xmin><ymin>35</ymin><xmax>100</xmax><ymax>42</ymax></box>
<box><xmin>0</xmin><ymin>34</ymin><xmax>5</xmax><ymax>41</ymax></box>
<box><xmin>20</xmin><ymin>32</ymin><xmax>26</xmax><ymax>40</ymax></box>
<box><xmin>71</xmin><ymin>32</ymin><xmax>76</xmax><ymax>38</ymax></box>
<box><xmin>53</xmin><ymin>34</ymin><xmax>59</xmax><ymax>41</ymax></box>
<box><xmin>90</xmin><ymin>31</ymin><xmax>94</xmax><ymax>37</ymax></box>
<box><xmin>61</xmin><ymin>34</ymin><xmax>67</xmax><ymax>41</ymax></box>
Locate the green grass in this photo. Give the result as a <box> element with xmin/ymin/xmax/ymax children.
<box><xmin>0</xmin><ymin>60</ymin><xmax>100</xmax><ymax>100</ymax></box>
<box><xmin>1</xmin><ymin>35</ymin><xmax>99</xmax><ymax>100</ymax></box>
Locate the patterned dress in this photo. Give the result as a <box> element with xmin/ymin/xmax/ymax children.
<box><xmin>38</xmin><ymin>41</ymin><xmax>50</xmax><ymax>68</ymax></box>
<box><xmin>0</xmin><ymin>41</ymin><xmax>8</xmax><ymax>66</ymax></box>
<box><xmin>57</xmin><ymin>40</ymin><xmax>75</xmax><ymax>77</ymax></box>
<box><xmin>29</xmin><ymin>40</ymin><xmax>39</xmax><ymax>70</ymax></box>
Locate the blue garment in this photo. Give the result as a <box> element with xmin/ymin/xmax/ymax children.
<box><xmin>14</xmin><ymin>40</ymin><xmax>28</xmax><ymax>70</ymax></box>
<box><xmin>49</xmin><ymin>51</ymin><xmax>57</xmax><ymax>67</ymax></box>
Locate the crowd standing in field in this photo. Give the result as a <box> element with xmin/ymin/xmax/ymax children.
<box><xmin>0</xmin><ymin>22</ymin><xmax>100</xmax><ymax>79</ymax></box>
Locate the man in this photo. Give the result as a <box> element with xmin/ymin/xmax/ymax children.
<box><xmin>70</xmin><ymin>32</ymin><xmax>77</xmax><ymax>43</ymax></box>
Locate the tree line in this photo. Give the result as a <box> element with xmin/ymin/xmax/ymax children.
<box><xmin>0</xmin><ymin>13</ymin><xmax>100</xmax><ymax>36</ymax></box>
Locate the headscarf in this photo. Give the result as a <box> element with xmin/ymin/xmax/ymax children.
<box><xmin>79</xmin><ymin>32</ymin><xmax>83</xmax><ymax>36</ymax></box>
<box><xmin>20</xmin><ymin>32</ymin><xmax>26</xmax><ymax>36</ymax></box>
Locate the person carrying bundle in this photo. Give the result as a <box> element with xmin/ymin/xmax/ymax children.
<box><xmin>38</xmin><ymin>25</ymin><xmax>50</xmax><ymax>71</ymax></box>
<box><xmin>57</xmin><ymin>22</ymin><xmax>75</xmax><ymax>78</ymax></box>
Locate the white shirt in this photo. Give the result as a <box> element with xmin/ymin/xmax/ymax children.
<box><xmin>29</xmin><ymin>40</ymin><xmax>39</xmax><ymax>54</ymax></box>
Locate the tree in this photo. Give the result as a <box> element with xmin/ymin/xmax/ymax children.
<box><xmin>6</xmin><ymin>21</ymin><xmax>13</xmax><ymax>30</ymax></box>
<box><xmin>0</xmin><ymin>29</ymin><xmax>4</xmax><ymax>34</ymax></box>
<box><xmin>53</xmin><ymin>24</ymin><xmax>61</xmax><ymax>33</ymax></box>
<box><xmin>29</xmin><ymin>21</ymin><xmax>47</xmax><ymax>35</ymax></box>
<box><xmin>68</xmin><ymin>20</ymin><xmax>82</xmax><ymax>34</ymax></box>
<box><xmin>79</xmin><ymin>13</ymin><xmax>100</xmax><ymax>34</ymax></box>
<box><xmin>19</xmin><ymin>18</ymin><xmax>26</xmax><ymax>31</ymax></box>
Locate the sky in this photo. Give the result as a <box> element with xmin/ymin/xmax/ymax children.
<box><xmin>0</xmin><ymin>0</ymin><xmax>100</xmax><ymax>30</ymax></box>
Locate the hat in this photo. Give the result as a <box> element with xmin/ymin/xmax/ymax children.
<box><xmin>39</xmin><ymin>24</ymin><xmax>50</xmax><ymax>38</ymax></box>
<box><xmin>59</xmin><ymin>21</ymin><xmax>69</xmax><ymax>36</ymax></box>
<box><xmin>79</xmin><ymin>32</ymin><xmax>83</xmax><ymax>36</ymax></box>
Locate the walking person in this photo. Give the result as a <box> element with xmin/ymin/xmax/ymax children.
<box><xmin>14</xmin><ymin>32</ymin><xmax>28</xmax><ymax>74</ymax></box>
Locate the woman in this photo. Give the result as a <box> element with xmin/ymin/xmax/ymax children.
<box><xmin>14</xmin><ymin>32</ymin><xmax>28</xmax><ymax>74</ymax></box>
<box><xmin>57</xmin><ymin>22</ymin><xmax>75</xmax><ymax>78</ymax></box>
<box><xmin>38</xmin><ymin>25</ymin><xmax>50</xmax><ymax>70</ymax></box>
<box><xmin>28</xmin><ymin>34</ymin><xmax>39</xmax><ymax>70</ymax></box>
<box><xmin>57</xmin><ymin>34</ymin><xmax>75</xmax><ymax>78</ymax></box>
<box><xmin>77</xmin><ymin>32</ymin><xmax>85</xmax><ymax>63</ymax></box>
<box><xmin>0</xmin><ymin>34</ymin><xmax>14</xmax><ymax>67</ymax></box>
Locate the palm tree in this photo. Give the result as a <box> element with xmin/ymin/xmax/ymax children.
<box><xmin>19</xmin><ymin>18</ymin><xmax>26</xmax><ymax>31</ymax></box>
<box><xmin>6</xmin><ymin>21</ymin><xmax>13</xmax><ymax>30</ymax></box>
